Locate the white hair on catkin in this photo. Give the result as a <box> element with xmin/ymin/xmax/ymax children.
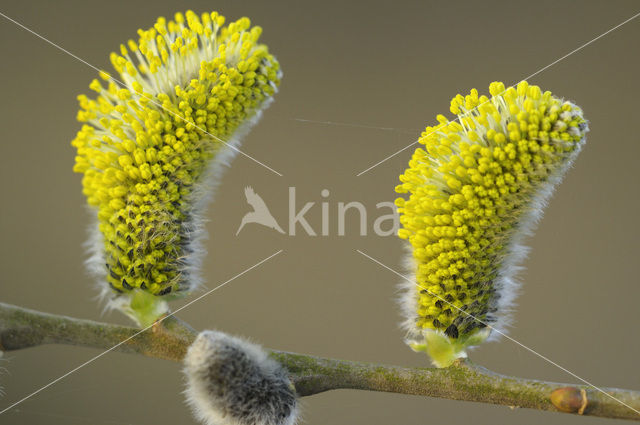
<box><xmin>183</xmin><ymin>330</ymin><xmax>298</xmax><ymax>425</ymax></box>
<box><xmin>396</xmin><ymin>243</ymin><xmax>420</xmax><ymax>342</ymax></box>
<box><xmin>178</xmin><ymin>88</ymin><xmax>278</xmax><ymax>296</ymax></box>
<box><xmin>485</xmin><ymin>133</ymin><xmax>586</xmax><ymax>340</ymax></box>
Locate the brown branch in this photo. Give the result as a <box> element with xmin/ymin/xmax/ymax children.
<box><xmin>1</xmin><ymin>302</ymin><xmax>638</xmax><ymax>421</ymax></box>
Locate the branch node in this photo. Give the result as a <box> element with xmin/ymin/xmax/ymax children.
<box><xmin>579</xmin><ymin>388</ymin><xmax>588</xmax><ymax>415</ymax></box>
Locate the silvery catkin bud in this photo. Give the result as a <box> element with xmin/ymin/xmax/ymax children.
<box><xmin>395</xmin><ymin>81</ymin><xmax>588</xmax><ymax>367</ymax></box>
<box><xmin>70</xmin><ymin>10</ymin><xmax>281</xmax><ymax>326</ymax></box>
<box><xmin>183</xmin><ymin>330</ymin><xmax>298</xmax><ymax>425</ymax></box>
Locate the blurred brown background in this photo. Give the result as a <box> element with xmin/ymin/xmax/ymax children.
<box><xmin>1</xmin><ymin>0</ymin><xmax>639</xmax><ymax>424</ymax></box>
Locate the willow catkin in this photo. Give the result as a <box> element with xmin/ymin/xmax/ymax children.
<box><xmin>395</xmin><ymin>81</ymin><xmax>588</xmax><ymax>367</ymax></box>
<box><xmin>184</xmin><ymin>330</ymin><xmax>298</xmax><ymax>425</ymax></box>
<box><xmin>71</xmin><ymin>10</ymin><xmax>281</xmax><ymax>325</ymax></box>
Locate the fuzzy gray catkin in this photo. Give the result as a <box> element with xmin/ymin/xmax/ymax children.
<box><xmin>183</xmin><ymin>330</ymin><xmax>298</xmax><ymax>425</ymax></box>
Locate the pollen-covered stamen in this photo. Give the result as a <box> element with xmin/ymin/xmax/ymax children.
<box><xmin>109</xmin><ymin>12</ymin><xmax>256</xmax><ymax>96</ymax></box>
<box><xmin>395</xmin><ymin>81</ymin><xmax>587</xmax><ymax>367</ymax></box>
<box><xmin>71</xmin><ymin>9</ymin><xmax>281</xmax><ymax>326</ymax></box>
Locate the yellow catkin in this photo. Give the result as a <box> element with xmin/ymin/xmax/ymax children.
<box><xmin>395</xmin><ymin>81</ymin><xmax>587</xmax><ymax>366</ymax></box>
<box><xmin>71</xmin><ymin>10</ymin><xmax>281</xmax><ymax>325</ymax></box>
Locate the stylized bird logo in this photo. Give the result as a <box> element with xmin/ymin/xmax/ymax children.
<box><xmin>236</xmin><ymin>186</ymin><xmax>285</xmax><ymax>235</ymax></box>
